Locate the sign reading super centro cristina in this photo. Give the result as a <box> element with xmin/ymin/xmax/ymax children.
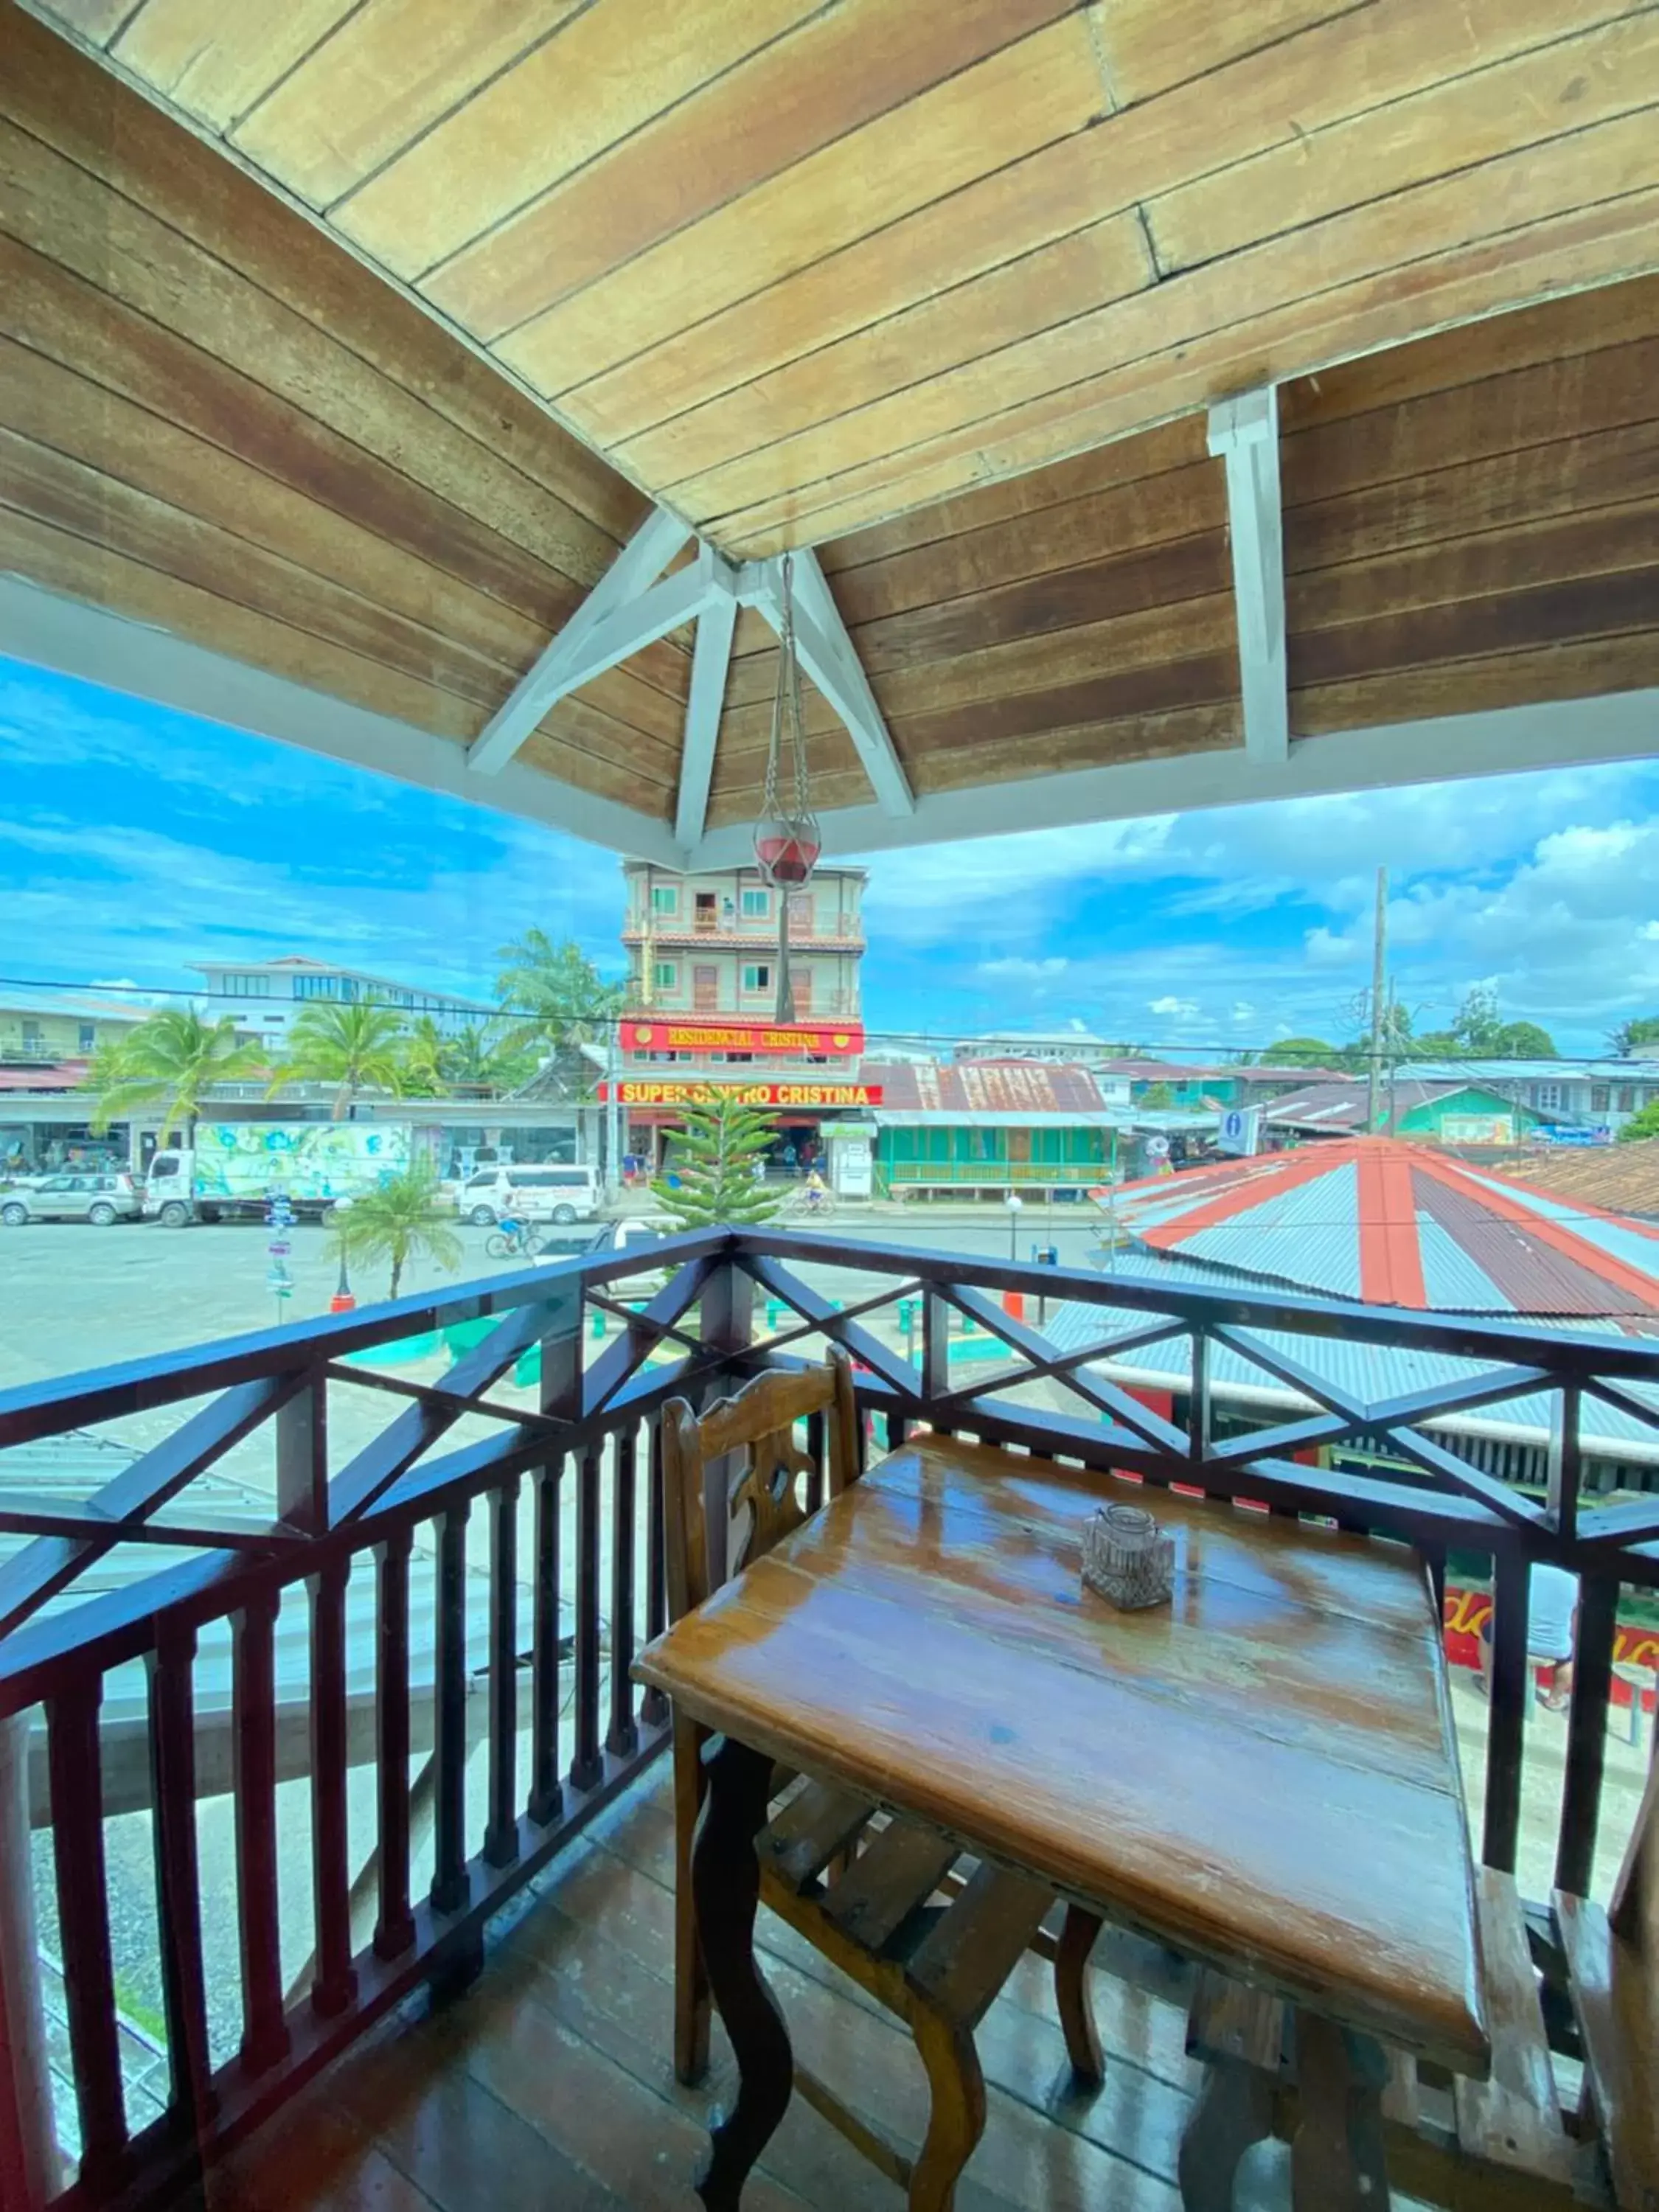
<box><xmin>598</xmin><ymin>1080</ymin><xmax>883</xmax><ymax>1109</ymax></box>
<box><xmin>626</xmin><ymin>1019</ymin><xmax>863</xmax><ymax>1056</ymax></box>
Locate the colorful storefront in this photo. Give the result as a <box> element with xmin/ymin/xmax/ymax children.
<box><xmin>874</xmin><ymin>1116</ymin><xmax>1114</xmax><ymax>1195</ymax></box>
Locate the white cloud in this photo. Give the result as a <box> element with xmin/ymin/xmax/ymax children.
<box><xmin>1304</xmin><ymin>926</ymin><xmax>1359</xmax><ymax>967</ymax></box>
<box><xmin>976</xmin><ymin>956</ymin><xmax>1069</xmax><ymax>981</ymax></box>
<box><xmin>1149</xmin><ymin>995</ymin><xmax>1200</xmax><ymax>1019</ymax></box>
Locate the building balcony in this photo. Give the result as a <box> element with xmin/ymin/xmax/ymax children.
<box><xmin>1</xmin><ymin>1235</ymin><xmax>1655</xmax><ymax>2212</ymax></box>
<box><xmin>622</xmin><ymin>922</ymin><xmax>864</xmax><ymax>952</ymax></box>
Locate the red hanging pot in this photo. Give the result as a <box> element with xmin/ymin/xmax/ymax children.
<box><xmin>754</xmin><ymin>818</ymin><xmax>821</xmax><ymax>888</ymax></box>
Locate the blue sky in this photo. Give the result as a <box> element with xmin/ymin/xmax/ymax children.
<box><xmin>4</xmin><ymin>653</ymin><xmax>1659</xmax><ymax>1058</ymax></box>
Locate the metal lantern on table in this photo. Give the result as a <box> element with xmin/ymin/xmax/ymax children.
<box><xmin>753</xmin><ymin>554</ymin><xmax>821</xmax><ymax>1023</ymax></box>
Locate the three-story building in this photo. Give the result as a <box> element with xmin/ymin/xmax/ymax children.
<box><xmin>621</xmin><ymin>861</ymin><xmax>866</xmax><ymax>1047</ymax></box>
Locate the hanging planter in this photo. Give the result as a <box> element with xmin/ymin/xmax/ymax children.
<box><xmin>753</xmin><ymin>555</ymin><xmax>821</xmax><ymax>1020</ymax></box>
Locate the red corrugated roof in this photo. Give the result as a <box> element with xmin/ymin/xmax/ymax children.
<box><xmin>0</xmin><ymin>1060</ymin><xmax>90</xmax><ymax>1092</ymax></box>
<box><xmin>1097</xmin><ymin>1135</ymin><xmax>1659</xmax><ymax>1315</ymax></box>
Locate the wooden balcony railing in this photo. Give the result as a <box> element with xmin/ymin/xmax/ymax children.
<box><xmin>2</xmin><ymin>1231</ymin><xmax>1658</xmax><ymax>2208</ymax></box>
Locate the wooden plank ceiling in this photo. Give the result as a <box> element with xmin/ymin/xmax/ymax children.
<box><xmin>2</xmin><ymin>0</ymin><xmax>1657</xmax><ymax>847</ymax></box>
<box><xmin>29</xmin><ymin>0</ymin><xmax>1659</xmax><ymax>557</ymax></box>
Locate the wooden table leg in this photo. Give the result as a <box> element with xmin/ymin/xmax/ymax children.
<box><xmin>1178</xmin><ymin>2055</ymin><xmax>1273</xmax><ymax>2211</ymax></box>
<box><xmin>692</xmin><ymin>1734</ymin><xmax>793</xmax><ymax>2210</ymax></box>
<box><xmin>1290</xmin><ymin>2012</ymin><xmax>1391</xmax><ymax>2212</ymax></box>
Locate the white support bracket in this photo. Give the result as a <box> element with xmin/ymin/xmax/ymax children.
<box><xmin>468</xmin><ymin>504</ymin><xmax>693</xmax><ymax>776</ymax></box>
<box><xmin>751</xmin><ymin>549</ymin><xmax>914</xmax><ymax>818</ymax></box>
<box><xmin>674</xmin><ymin>551</ymin><xmax>740</xmax><ymax>848</ymax></box>
<box><xmin>1208</xmin><ymin>386</ymin><xmax>1289</xmax><ymax>766</ymax></box>
<box><xmin>467</xmin><ymin>499</ymin><xmax>911</xmax><ymax>830</ymax></box>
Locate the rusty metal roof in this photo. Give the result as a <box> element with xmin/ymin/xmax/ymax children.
<box><xmin>862</xmin><ymin>1061</ymin><xmax>1109</xmax><ymax>1114</ymax></box>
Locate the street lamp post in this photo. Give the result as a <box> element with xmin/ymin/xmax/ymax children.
<box><xmin>1004</xmin><ymin>1190</ymin><xmax>1023</xmax><ymax>1262</ymax></box>
<box><xmin>330</xmin><ymin>1195</ymin><xmax>355</xmax><ymax>1314</ymax></box>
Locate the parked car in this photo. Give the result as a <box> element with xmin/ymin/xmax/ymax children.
<box><xmin>455</xmin><ymin>1164</ymin><xmax>601</xmax><ymax>1227</ymax></box>
<box><xmin>0</xmin><ymin>1171</ymin><xmax>144</xmax><ymax>1225</ymax></box>
<box><xmin>559</xmin><ymin>1217</ymin><xmax>672</xmax><ymax>1295</ymax></box>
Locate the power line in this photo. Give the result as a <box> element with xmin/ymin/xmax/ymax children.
<box><xmin>2</xmin><ymin>974</ymin><xmax>1650</xmax><ymax>1068</ymax></box>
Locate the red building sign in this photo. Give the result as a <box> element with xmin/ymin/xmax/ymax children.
<box><xmin>625</xmin><ymin>1017</ymin><xmax>864</xmax><ymax>1057</ymax></box>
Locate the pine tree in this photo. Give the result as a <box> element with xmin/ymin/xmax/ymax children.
<box><xmin>650</xmin><ymin>1097</ymin><xmax>782</xmax><ymax>1231</ymax></box>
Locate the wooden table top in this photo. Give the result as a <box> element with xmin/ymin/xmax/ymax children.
<box><xmin>636</xmin><ymin>1436</ymin><xmax>1489</xmax><ymax>2074</ymax></box>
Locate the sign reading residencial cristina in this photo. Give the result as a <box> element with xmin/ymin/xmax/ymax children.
<box><xmin>626</xmin><ymin>1020</ymin><xmax>863</xmax><ymax>1057</ymax></box>
<box><xmin>599</xmin><ymin>1079</ymin><xmax>883</xmax><ymax>1108</ymax></box>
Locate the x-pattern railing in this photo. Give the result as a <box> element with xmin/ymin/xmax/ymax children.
<box><xmin>1</xmin><ymin>1228</ymin><xmax>1658</xmax><ymax>2212</ymax></box>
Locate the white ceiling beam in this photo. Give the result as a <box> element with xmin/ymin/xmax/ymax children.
<box><xmin>673</xmin><ymin>552</ymin><xmax>740</xmax><ymax>849</ymax></box>
<box><xmin>1208</xmin><ymin>386</ymin><xmax>1288</xmax><ymax>766</ymax></box>
<box><xmin>686</xmin><ymin>687</ymin><xmax>1659</xmax><ymax>866</ymax></box>
<box><xmin>467</xmin><ymin>504</ymin><xmax>693</xmax><ymax>776</ymax></box>
<box><xmin>753</xmin><ymin>549</ymin><xmax>914</xmax><ymax>817</ymax></box>
<box><xmin>0</xmin><ymin>576</ymin><xmax>686</xmax><ymax>864</ymax></box>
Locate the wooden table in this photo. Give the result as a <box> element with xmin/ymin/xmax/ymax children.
<box><xmin>635</xmin><ymin>1436</ymin><xmax>1490</xmax><ymax>2208</ymax></box>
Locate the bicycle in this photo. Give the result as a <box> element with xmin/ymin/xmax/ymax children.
<box><xmin>484</xmin><ymin>1217</ymin><xmax>543</xmax><ymax>1260</ymax></box>
<box><xmin>785</xmin><ymin>1180</ymin><xmax>836</xmax><ymax>1221</ymax></box>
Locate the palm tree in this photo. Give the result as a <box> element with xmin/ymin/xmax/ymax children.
<box><xmin>495</xmin><ymin>928</ymin><xmax>624</xmax><ymax>1058</ymax></box>
<box><xmin>86</xmin><ymin>1009</ymin><xmax>266</xmax><ymax>1144</ymax></box>
<box><xmin>268</xmin><ymin>1001</ymin><xmax>408</xmax><ymax>1119</ymax></box>
<box><xmin>442</xmin><ymin>1020</ymin><xmax>537</xmax><ymax>1096</ymax></box>
<box><xmin>327</xmin><ymin>1164</ymin><xmax>462</xmax><ymax>1301</ymax></box>
<box><xmin>399</xmin><ymin>1015</ymin><xmax>449</xmax><ymax>1096</ymax></box>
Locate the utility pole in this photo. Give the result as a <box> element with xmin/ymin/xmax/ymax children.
<box><xmin>1366</xmin><ymin>866</ymin><xmax>1388</xmax><ymax>1133</ymax></box>
<box><xmin>605</xmin><ymin>1019</ymin><xmax>623</xmax><ymax>1201</ymax></box>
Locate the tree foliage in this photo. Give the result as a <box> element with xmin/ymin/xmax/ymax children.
<box><xmin>1617</xmin><ymin>1100</ymin><xmax>1659</xmax><ymax>1145</ymax></box>
<box><xmin>86</xmin><ymin>1009</ymin><xmax>266</xmax><ymax>1142</ymax></box>
<box><xmin>495</xmin><ymin>930</ymin><xmax>624</xmax><ymax>1056</ymax></box>
<box><xmin>1265</xmin><ymin>1037</ymin><xmax>1338</xmax><ymax>1068</ymax></box>
<box><xmin>650</xmin><ymin>1098</ymin><xmax>782</xmax><ymax>1231</ymax></box>
<box><xmin>268</xmin><ymin>1001</ymin><xmax>408</xmax><ymax>1119</ymax></box>
<box><xmin>1400</xmin><ymin>990</ymin><xmax>1556</xmax><ymax>1064</ymax></box>
<box><xmin>327</xmin><ymin>1163</ymin><xmax>462</xmax><ymax>1300</ymax></box>
<box><xmin>1610</xmin><ymin>1015</ymin><xmax>1659</xmax><ymax>1057</ymax></box>
<box><xmin>442</xmin><ymin>1020</ymin><xmax>537</xmax><ymax>1095</ymax></box>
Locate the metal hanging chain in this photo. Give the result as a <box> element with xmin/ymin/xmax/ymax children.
<box><xmin>762</xmin><ymin>554</ymin><xmax>813</xmax><ymax>827</ymax></box>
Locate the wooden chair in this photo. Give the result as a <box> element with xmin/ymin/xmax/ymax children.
<box><xmin>662</xmin><ymin>1349</ymin><xmax>1106</xmax><ymax>2210</ymax></box>
<box><xmin>1180</xmin><ymin>1739</ymin><xmax>1659</xmax><ymax>2210</ymax></box>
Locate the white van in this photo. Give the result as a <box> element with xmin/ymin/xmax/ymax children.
<box><xmin>455</xmin><ymin>1163</ymin><xmax>600</xmax><ymax>1226</ymax></box>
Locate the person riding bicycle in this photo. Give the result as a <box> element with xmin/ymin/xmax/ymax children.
<box><xmin>801</xmin><ymin>1169</ymin><xmax>830</xmax><ymax>1212</ymax></box>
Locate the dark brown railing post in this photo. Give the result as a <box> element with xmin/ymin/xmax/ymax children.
<box><xmin>1547</xmin><ymin>1382</ymin><xmax>1582</xmax><ymax>1544</ymax></box>
<box><xmin>922</xmin><ymin>1290</ymin><xmax>952</xmax><ymax>1430</ymax></box>
<box><xmin>46</xmin><ymin>1680</ymin><xmax>126</xmax><ymax>2193</ymax></box>
<box><xmin>372</xmin><ymin>1527</ymin><xmax>415</xmax><ymax>1958</ymax></box>
<box><xmin>0</xmin><ymin>1709</ymin><xmax>58</xmax><ymax>2209</ymax></box>
<box><xmin>1483</xmin><ymin>1548</ymin><xmax>1531</xmax><ymax>1874</ymax></box>
<box><xmin>145</xmin><ymin>1620</ymin><xmax>213</xmax><ymax>2136</ymax></box>
<box><xmin>231</xmin><ymin>1591</ymin><xmax>288</xmax><ymax>2074</ymax></box>
<box><xmin>430</xmin><ymin>1502</ymin><xmax>471</xmax><ymax>1916</ymax></box>
<box><xmin>484</xmin><ymin>1477</ymin><xmax>521</xmax><ymax>1868</ymax></box>
<box><xmin>307</xmin><ymin>1559</ymin><xmax>356</xmax><ymax>2017</ymax></box>
<box><xmin>570</xmin><ymin>1444</ymin><xmax>605</xmax><ymax>1792</ymax></box>
<box><xmin>528</xmin><ymin>1458</ymin><xmax>564</xmax><ymax>1826</ymax></box>
<box><xmin>640</xmin><ymin>1419</ymin><xmax>669</xmax><ymax>1728</ymax></box>
<box><xmin>275</xmin><ymin>1374</ymin><xmax>327</xmax><ymax>1530</ymax></box>
<box><xmin>607</xmin><ymin>1427</ymin><xmax>640</xmax><ymax>1760</ymax></box>
<box><xmin>1188</xmin><ymin>1330</ymin><xmax>1211</xmax><ymax>1467</ymax></box>
<box><xmin>1555</xmin><ymin>1571</ymin><xmax>1621</xmax><ymax>1899</ymax></box>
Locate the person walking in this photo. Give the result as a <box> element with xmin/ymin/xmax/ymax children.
<box><xmin>1476</xmin><ymin>1562</ymin><xmax>1579</xmax><ymax>1711</ymax></box>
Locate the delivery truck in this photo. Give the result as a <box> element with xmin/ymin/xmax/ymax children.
<box><xmin>145</xmin><ymin>1121</ymin><xmax>413</xmax><ymax>1224</ymax></box>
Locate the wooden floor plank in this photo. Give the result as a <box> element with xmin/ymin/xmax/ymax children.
<box><xmin>207</xmin><ymin>1767</ymin><xmax>1479</xmax><ymax>2212</ymax></box>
